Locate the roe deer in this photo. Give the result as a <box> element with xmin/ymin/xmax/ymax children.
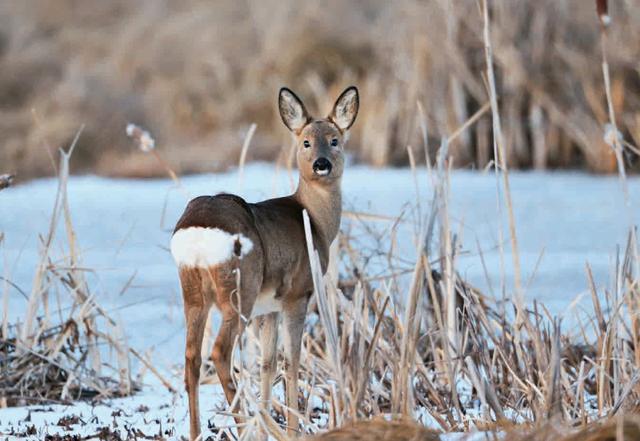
<box><xmin>170</xmin><ymin>86</ymin><xmax>359</xmax><ymax>439</ymax></box>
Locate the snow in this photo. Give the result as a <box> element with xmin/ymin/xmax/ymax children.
<box><xmin>0</xmin><ymin>383</ymin><xmax>228</xmax><ymax>439</ymax></box>
<box><xmin>2</xmin><ymin>163</ymin><xmax>638</xmax><ymax>438</ymax></box>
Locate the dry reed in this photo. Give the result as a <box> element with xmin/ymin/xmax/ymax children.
<box><xmin>0</xmin><ymin>140</ymin><xmax>152</xmax><ymax>407</ymax></box>
<box><xmin>3</xmin><ymin>2</ymin><xmax>640</xmax><ymax>439</ymax></box>
<box><xmin>193</xmin><ymin>106</ymin><xmax>640</xmax><ymax>440</ymax></box>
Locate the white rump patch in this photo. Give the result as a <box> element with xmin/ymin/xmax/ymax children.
<box><xmin>250</xmin><ymin>288</ymin><xmax>282</xmax><ymax>318</ymax></box>
<box><xmin>170</xmin><ymin>227</ymin><xmax>253</xmax><ymax>268</ymax></box>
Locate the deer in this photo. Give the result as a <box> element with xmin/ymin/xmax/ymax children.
<box><xmin>170</xmin><ymin>86</ymin><xmax>359</xmax><ymax>440</ymax></box>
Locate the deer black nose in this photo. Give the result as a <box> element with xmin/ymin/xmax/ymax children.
<box><xmin>312</xmin><ymin>157</ymin><xmax>332</xmax><ymax>176</ymax></box>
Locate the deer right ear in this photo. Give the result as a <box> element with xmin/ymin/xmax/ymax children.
<box><xmin>279</xmin><ymin>88</ymin><xmax>310</xmax><ymax>134</ymax></box>
<box><xmin>329</xmin><ymin>86</ymin><xmax>359</xmax><ymax>131</ymax></box>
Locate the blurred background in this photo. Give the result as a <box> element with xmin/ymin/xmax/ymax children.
<box><xmin>0</xmin><ymin>0</ymin><xmax>638</xmax><ymax>179</ymax></box>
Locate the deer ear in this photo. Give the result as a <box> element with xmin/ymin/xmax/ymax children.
<box><xmin>279</xmin><ymin>87</ymin><xmax>310</xmax><ymax>134</ymax></box>
<box><xmin>329</xmin><ymin>86</ymin><xmax>359</xmax><ymax>131</ymax></box>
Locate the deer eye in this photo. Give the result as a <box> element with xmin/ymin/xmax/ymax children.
<box><xmin>303</xmin><ymin>140</ymin><xmax>311</xmax><ymax>148</ymax></box>
<box><xmin>330</xmin><ymin>138</ymin><xmax>339</xmax><ymax>147</ymax></box>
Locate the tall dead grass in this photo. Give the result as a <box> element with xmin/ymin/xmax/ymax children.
<box><xmin>0</xmin><ymin>139</ymin><xmax>175</xmax><ymax>407</ymax></box>
<box><xmin>185</xmin><ymin>109</ymin><xmax>640</xmax><ymax>439</ymax></box>
<box><xmin>185</xmin><ymin>133</ymin><xmax>640</xmax><ymax>439</ymax></box>
<box><xmin>3</xmin><ymin>1</ymin><xmax>640</xmax><ymax>438</ymax></box>
<box><xmin>1</xmin><ymin>0</ymin><xmax>639</xmax><ymax>178</ymax></box>
<box><xmin>186</xmin><ymin>4</ymin><xmax>640</xmax><ymax>439</ymax></box>
<box><xmin>302</xmin><ymin>415</ymin><xmax>640</xmax><ymax>441</ymax></box>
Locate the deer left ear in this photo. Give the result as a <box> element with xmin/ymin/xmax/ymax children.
<box><xmin>279</xmin><ymin>87</ymin><xmax>311</xmax><ymax>134</ymax></box>
<box><xmin>329</xmin><ymin>86</ymin><xmax>359</xmax><ymax>131</ymax></box>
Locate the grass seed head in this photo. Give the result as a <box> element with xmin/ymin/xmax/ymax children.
<box><xmin>126</xmin><ymin>123</ymin><xmax>155</xmax><ymax>152</ymax></box>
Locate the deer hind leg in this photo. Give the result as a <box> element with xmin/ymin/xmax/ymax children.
<box><xmin>209</xmin><ymin>261</ymin><xmax>261</xmax><ymax>430</ymax></box>
<box><xmin>180</xmin><ymin>268</ymin><xmax>211</xmax><ymax>441</ymax></box>
<box><xmin>282</xmin><ymin>297</ymin><xmax>309</xmax><ymax>436</ymax></box>
<box><xmin>211</xmin><ymin>306</ymin><xmax>241</xmax><ymax>410</ymax></box>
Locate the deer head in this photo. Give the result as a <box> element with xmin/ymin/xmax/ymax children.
<box><xmin>278</xmin><ymin>86</ymin><xmax>359</xmax><ymax>185</ymax></box>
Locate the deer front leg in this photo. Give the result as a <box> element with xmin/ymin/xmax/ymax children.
<box><xmin>256</xmin><ymin>312</ymin><xmax>279</xmax><ymax>440</ymax></box>
<box><xmin>259</xmin><ymin>312</ymin><xmax>279</xmax><ymax>411</ymax></box>
<box><xmin>282</xmin><ymin>297</ymin><xmax>309</xmax><ymax>436</ymax></box>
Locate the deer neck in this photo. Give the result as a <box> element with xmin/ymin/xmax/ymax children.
<box><xmin>294</xmin><ymin>176</ymin><xmax>342</xmax><ymax>246</ymax></box>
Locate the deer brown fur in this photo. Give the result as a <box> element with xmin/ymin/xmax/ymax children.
<box><xmin>171</xmin><ymin>86</ymin><xmax>359</xmax><ymax>440</ymax></box>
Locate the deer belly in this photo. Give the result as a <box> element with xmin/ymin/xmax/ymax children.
<box><xmin>250</xmin><ymin>288</ymin><xmax>282</xmax><ymax>318</ymax></box>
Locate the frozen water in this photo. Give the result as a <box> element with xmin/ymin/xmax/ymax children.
<box><xmin>2</xmin><ymin>164</ymin><xmax>637</xmax><ymax>362</ymax></box>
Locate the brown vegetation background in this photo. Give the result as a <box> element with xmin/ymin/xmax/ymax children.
<box><xmin>0</xmin><ymin>0</ymin><xmax>639</xmax><ymax>179</ymax></box>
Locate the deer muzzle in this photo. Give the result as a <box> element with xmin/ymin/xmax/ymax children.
<box><xmin>312</xmin><ymin>157</ymin><xmax>332</xmax><ymax>176</ymax></box>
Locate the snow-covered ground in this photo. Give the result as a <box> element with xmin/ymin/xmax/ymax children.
<box><xmin>0</xmin><ymin>387</ymin><xmax>484</xmax><ymax>440</ymax></box>
<box><xmin>2</xmin><ymin>163</ymin><xmax>638</xmax><ymax>439</ymax></box>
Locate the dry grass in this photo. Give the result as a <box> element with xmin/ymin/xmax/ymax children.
<box><xmin>184</xmin><ymin>117</ymin><xmax>640</xmax><ymax>440</ymax></box>
<box><xmin>502</xmin><ymin>414</ymin><xmax>640</xmax><ymax>441</ymax></box>
<box><xmin>0</xmin><ymin>141</ymin><xmax>149</xmax><ymax>407</ymax></box>
<box><xmin>2</xmin><ymin>1</ymin><xmax>640</xmax><ymax>438</ymax></box>
<box><xmin>1</xmin><ymin>0</ymin><xmax>640</xmax><ymax>178</ymax></box>
<box><xmin>177</xmin><ymin>153</ymin><xmax>640</xmax><ymax>439</ymax></box>
<box><xmin>186</xmin><ymin>5</ymin><xmax>640</xmax><ymax>436</ymax></box>
<box><xmin>301</xmin><ymin>418</ymin><xmax>440</xmax><ymax>440</ymax></box>
<box><xmin>2</xmin><ymin>105</ymin><xmax>640</xmax><ymax>439</ymax></box>
<box><xmin>297</xmin><ymin>415</ymin><xmax>640</xmax><ymax>440</ymax></box>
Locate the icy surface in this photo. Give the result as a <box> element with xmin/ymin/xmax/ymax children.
<box><xmin>2</xmin><ymin>163</ymin><xmax>638</xmax><ymax>438</ymax></box>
